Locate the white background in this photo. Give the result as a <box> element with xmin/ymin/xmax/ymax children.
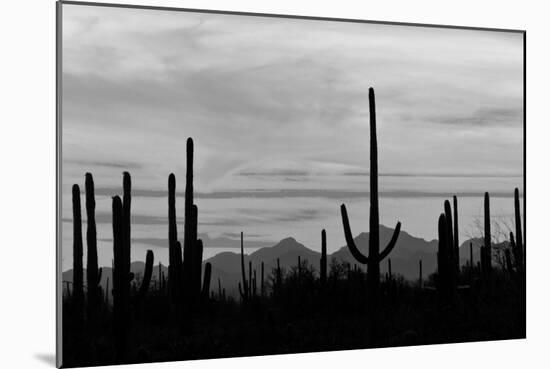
<box><xmin>0</xmin><ymin>0</ymin><xmax>546</xmax><ymax>368</ymax></box>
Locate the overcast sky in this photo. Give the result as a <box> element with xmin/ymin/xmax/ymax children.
<box><xmin>61</xmin><ymin>4</ymin><xmax>524</xmax><ymax>270</ymax></box>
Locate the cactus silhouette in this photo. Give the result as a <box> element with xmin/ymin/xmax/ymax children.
<box><xmin>480</xmin><ymin>192</ymin><xmax>492</xmax><ymax>275</ymax></box>
<box><xmin>183</xmin><ymin>138</ymin><xmax>196</xmax><ymax>301</ymax></box>
<box><xmin>340</xmin><ymin>87</ymin><xmax>401</xmax><ymax>302</ymax></box>
<box><xmin>71</xmin><ymin>184</ymin><xmax>84</xmax><ymax>337</ymax></box>
<box><xmin>157</xmin><ymin>262</ymin><xmax>163</xmax><ymax>294</ymax></box>
<box><xmin>437</xmin><ymin>211</ymin><xmax>455</xmax><ymax>300</ymax></box>
<box><xmin>194</xmin><ymin>238</ymin><xmax>204</xmax><ymax>299</ymax></box>
<box><xmin>239</xmin><ymin>232</ymin><xmax>249</xmax><ymax>301</ymax></box>
<box><xmin>85</xmin><ymin>173</ymin><xmax>102</xmax><ymax>322</ymax></box>
<box><xmin>274</xmin><ymin>258</ymin><xmax>282</xmax><ymax>298</ymax></box>
<box><xmin>512</xmin><ymin>188</ymin><xmax>524</xmax><ymax>275</ymax></box>
<box><xmin>443</xmin><ymin>200</ymin><xmax>458</xmax><ymax>289</ymax></box>
<box><xmin>138</xmin><ymin>250</ymin><xmax>154</xmax><ymax>300</ymax></box>
<box><xmin>168</xmin><ymin>173</ymin><xmax>181</xmax><ymax>303</ymax></box>
<box><xmin>453</xmin><ymin>196</ymin><xmax>460</xmax><ymax>275</ymax></box>
<box><xmin>202</xmin><ymin>262</ymin><xmax>212</xmax><ymax>300</ymax></box>
<box><xmin>320</xmin><ymin>229</ymin><xmax>327</xmax><ymax>286</ymax></box>
<box><xmin>122</xmin><ymin>172</ymin><xmax>132</xmax><ymax>281</ymax></box>
<box><xmin>253</xmin><ymin>269</ymin><xmax>257</xmax><ymax>297</ymax></box>
<box><xmin>261</xmin><ymin>261</ymin><xmax>265</xmax><ymax>297</ymax></box>
<box><xmin>418</xmin><ymin>259</ymin><xmax>423</xmax><ymax>289</ymax></box>
<box><xmin>297</xmin><ymin>256</ymin><xmax>302</xmax><ymax>285</ymax></box>
<box><xmin>249</xmin><ymin>261</ymin><xmax>253</xmax><ymax>297</ymax></box>
<box><xmin>111</xmin><ymin>172</ymin><xmax>133</xmax><ymax>361</ymax></box>
<box><xmin>469</xmin><ymin>242</ymin><xmax>474</xmax><ymax>283</ymax></box>
<box><xmin>112</xmin><ymin>195</ymin><xmax>129</xmax><ymax>362</ymax></box>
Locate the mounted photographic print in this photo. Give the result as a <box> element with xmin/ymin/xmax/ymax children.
<box><xmin>56</xmin><ymin>1</ymin><xmax>526</xmax><ymax>367</ymax></box>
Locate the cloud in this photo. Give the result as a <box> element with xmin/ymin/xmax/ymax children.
<box><xmin>65</xmin><ymin>187</ymin><xmax>520</xmax><ymax>202</ymax></box>
<box><xmin>238</xmin><ymin>169</ymin><xmax>310</xmax><ymax>177</ymax></box>
<box><xmin>64</xmin><ymin>159</ymin><xmax>143</xmax><ymax>170</ymax></box>
<box><xmin>100</xmin><ymin>232</ymin><xmax>273</xmax><ymax>249</ymax></box>
<box><xmin>434</xmin><ymin>107</ymin><xmax>523</xmax><ymax>127</ymax></box>
<box><xmin>60</xmin><ymin>5</ymin><xmax>524</xmax><ymax>271</ymax></box>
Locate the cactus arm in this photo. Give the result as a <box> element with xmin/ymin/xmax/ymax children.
<box><xmin>138</xmin><ymin>250</ymin><xmax>154</xmax><ymax>298</ymax></box>
<box><xmin>340</xmin><ymin>204</ymin><xmax>369</xmax><ymax>264</ymax></box>
<box><xmin>378</xmin><ymin>222</ymin><xmax>401</xmax><ymax>261</ymax></box>
<box><xmin>202</xmin><ymin>262</ymin><xmax>212</xmax><ymax>299</ymax></box>
<box><xmin>97</xmin><ymin>267</ymin><xmax>103</xmax><ymax>285</ymax></box>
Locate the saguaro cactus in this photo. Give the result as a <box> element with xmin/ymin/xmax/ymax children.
<box><xmin>167</xmin><ymin>173</ymin><xmax>181</xmax><ymax>303</ymax></box>
<box><xmin>85</xmin><ymin>173</ymin><xmax>102</xmax><ymax>319</ymax></box>
<box><xmin>183</xmin><ymin>138</ymin><xmax>195</xmax><ymax>299</ymax></box>
<box><xmin>138</xmin><ymin>250</ymin><xmax>154</xmax><ymax>300</ymax></box>
<box><xmin>469</xmin><ymin>242</ymin><xmax>474</xmax><ymax>283</ymax></box>
<box><xmin>453</xmin><ymin>196</ymin><xmax>460</xmax><ymax>275</ymax></box>
<box><xmin>72</xmin><ymin>184</ymin><xmax>84</xmax><ymax>331</ymax></box>
<box><xmin>122</xmin><ymin>172</ymin><xmax>132</xmax><ymax>280</ymax></box>
<box><xmin>260</xmin><ymin>262</ymin><xmax>265</xmax><ymax>297</ymax></box>
<box><xmin>202</xmin><ymin>262</ymin><xmax>212</xmax><ymax>300</ymax></box>
<box><xmin>320</xmin><ymin>229</ymin><xmax>327</xmax><ymax>286</ymax></box>
<box><xmin>418</xmin><ymin>259</ymin><xmax>423</xmax><ymax>289</ymax></box>
<box><xmin>112</xmin><ymin>195</ymin><xmax>129</xmax><ymax>362</ymax></box>
<box><xmin>437</xmin><ymin>212</ymin><xmax>455</xmax><ymax>300</ymax></box>
<box><xmin>253</xmin><ymin>269</ymin><xmax>257</xmax><ymax>297</ymax></box>
<box><xmin>239</xmin><ymin>232</ymin><xmax>249</xmax><ymax>301</ymax></box>
<box><xmin>275</xmin><ymin>258</ymin><xmax>282</xmax><ymax>297</ymax></box>
<box><xmin>444</xmin><ymin>200</ymin><xmax>458</xmax><ymax>288</ymax></box>
<box><xmin>111</xmin><ymin>172</ymin><xmax>134</xmax><ymax>361</ymax></box>
<box><xmin>512</xmin><ymin>188</ymin><xmax>524</xmax><ymax>274</ymax></box>
<box><xmin>194</xmin><ymin>238</ymin><xmax>204</xmax><ymax>298</ymax></box>
<box><xmin>340</xmin><ymin>87</ymin><xmax>401</xmax><ymax>302</ymax></box>
<box><xmin>480</xmin><ymin>192</ymin><xmax>492</xmax><ymax>275</ymax></box>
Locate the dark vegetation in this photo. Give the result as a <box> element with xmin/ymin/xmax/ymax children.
<box><xmin>62</xmin><ymin>88</ymin><xmax>525</xmax><ymax>368</ymax></box>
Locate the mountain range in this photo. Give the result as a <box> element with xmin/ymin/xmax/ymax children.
<box><xmin>62</xmin><ymin>225</ymin><xmax>508</xmax><ymax>299</ymax></box>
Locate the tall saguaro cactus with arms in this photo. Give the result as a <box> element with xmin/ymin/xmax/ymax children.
<box><xmin>340</xmin><ymin>87</ymin><xmax>401</xmax><ymax>303</ymax></box>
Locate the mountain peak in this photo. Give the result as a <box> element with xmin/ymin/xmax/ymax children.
<box><xmin>278</xmin><ymin>236</ymin><xmax>298</xmax><ymax>244</ymax></box>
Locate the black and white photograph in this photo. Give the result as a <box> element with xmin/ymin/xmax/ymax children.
<box><xmin>57</xmin><ymin>1</ymin><xmax>524</xmax><ymax>367</ymax></box>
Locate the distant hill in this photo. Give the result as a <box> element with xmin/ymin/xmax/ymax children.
<box><xmin>62</xmin><ymin>226</ymin><xmax>510</xmax><ymax>299</ymax></box>
<box><xmin>62</xmin><ymin>261</ymin><xmax>169</xmax><ymax>297</ymax></box>
<box><xmin>330</xmin><ymin>225</ymin><xmax>439</xmax><ymax>280</ymax></box>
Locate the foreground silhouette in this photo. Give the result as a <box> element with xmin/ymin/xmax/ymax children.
<box><xmin>61</xmin><ymin>89</ymin><xmax>525</xmax><ymax>368</ymax></box>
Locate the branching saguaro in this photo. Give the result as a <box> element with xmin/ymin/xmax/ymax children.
<box><xmin>436</xmin><ymin>197</ymin><xmax>465</xmax><ymax>301</ymax></box>
<box><xmin>112</xmin><ymin>173</ymin><xmax>132</xmax><ymax>362</ymax></box>
<box><xmin>165</xmin><ymin>138</ymin><xmax>205</xmax><ymax>309</ymax></box>
<box><xmin>340</xmin><ymin>87</ymin><xmax>402</xmax><ymax>303</ymax></box>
